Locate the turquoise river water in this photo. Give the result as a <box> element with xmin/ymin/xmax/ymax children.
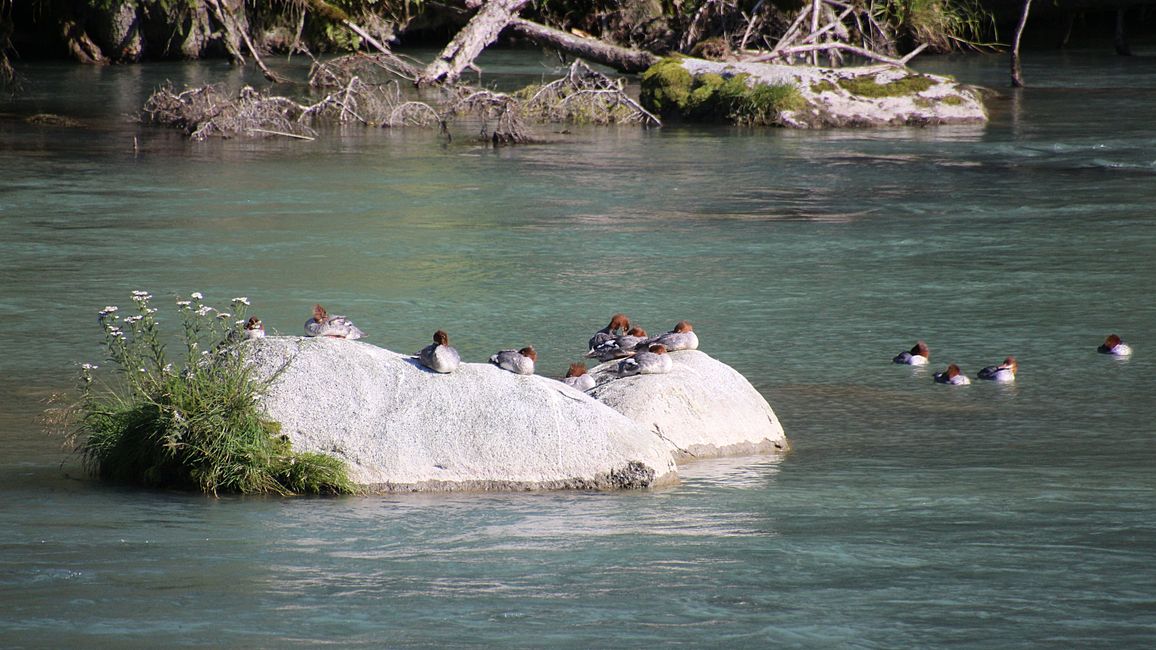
<box><xmin>2</xmin><ymin>49</ymin><xmax>1155</xmax><ymax>647</ymax></box>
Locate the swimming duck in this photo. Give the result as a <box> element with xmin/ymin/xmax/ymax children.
<box><xmin>933</xmin><ymin>364</ymin><xmax>971</xmax><ymax>385</ymax></box>
<box><xmin>304</xmin><ymin>304</ymin><xmax>364</xmax><ymax>340</ymax></box>
<box><xmin>617</xmin><ymin>344</ymin><xmax>673</xmax><ymax>376</ymax></box>
<box><xmin>587</xmin><ymin>313</ymin><xmax>631</xmax><ymax>353</ymax></box>
<box><xmin>562</xmin><ymin>362</ymin><xmax>595</xmax><ymax>391</ymax></box>
<box><xmin>586</xmin><ymin>326</ymin><xmax>649</xmax><ymax>362</ymax></box>
<box><xmin>243</xmin><ymin>316</ymin><xmax>266</xmax><ymax>339</ymax></box>
<box><xmin>1097</xmin><ymin>334</ymin><xmax>1132</xmax><ymax>357</ymax></box>
<box><xmin>893</xmin><ymin>341</ymin><xmax>930</xmax><ymax>365</ymax></box>
<box><xmin>490</xmin><ymin>346</ymin><xmax>536</xmax><ymax>375</ymax></box>
<box><xmin>646</xmin><ymin>320</ymin><xmax>699</xmax><ymax>352</ymax></box>
<box><xmin>418</xmin><ymin>330</ymin><xmax>461</xmax><ymax>374</ymax></box>
<box><xmin>977</xmin><ymin>356</ymin><xmax>1017</xmax><ymax>382</ymax></box>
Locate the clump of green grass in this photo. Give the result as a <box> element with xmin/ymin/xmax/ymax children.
<box><xmin>838</xmin><ymin>74</ymin><xmax>935</xmax><ymax>98</ymax></box>
<box><xmin>641</xmin><ymin>59</ymin><xmax>804</xmax><ymax>125</ymax></box>
<box><xmin>70</xmin><ymin>291</ymin><xmax>355</xmax><ymax>496</ymax></box>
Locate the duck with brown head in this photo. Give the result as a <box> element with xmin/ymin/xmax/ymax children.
<box><xmin>617</xmin><ymin>344</ymin><xmax>673</xmax><ymax>376</ymax></box>
<box><xmin>490</xmin><ymin>346</ymin><xmax>536</xmax><ymax>375</ymax></box>
<box><xmin>587</xmin><ymin>313</ymin><xmax>631</xmax><ymax>353</ymax></box>
<box><xmin>1098</xmin><ymin>334</ymin><xmax>1132</xmax><ymax>357</ymax></box>
<box><xmin>893</xmin><ymin>340</ymin><xmax>930</xmax><ymax>365</ymax></box>
<box><xmin>304</xmin><ymin>304</ymin><xmax>364</xmax><ymax>340</ymax></box>
<box><xmin>977</xmin><ymin>356</ymin><xmax>1017</xmax><ymax>382</ymax></box>
<box><xmin>562</xmin><ymin>362</ymin><xmax>595</xmax><ymax>391</ymax></box>
<box><xmin>933</xmin><ymin>363</ymin><xmax>971</xmax><ymax>385</ymax></box>
<box><xmin>586</xmin><ymin>326</ymin><xmax>649</xmax><ymax>362</ymax></box>
<box><xmin>418</xmin><ymin>330</ymin><xmax>461</xmax><ymax>373</ymax></box>
<box><xmin>646</xmin><ymin>320</ymin><xmax>699</xmax><ymax>351</ymax></box>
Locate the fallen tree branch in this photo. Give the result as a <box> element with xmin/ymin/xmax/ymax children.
<box><xmin>417</xmin><ymin>0</ymin><xmax>531</xmax><ymax>86</ymax></box>
<box><xmin>749</xmin><ymin>40</ymin><xmax>923</xmax><ymax>67</ymax></box>
<box><xmin>506</xmin><ymin>18</ymin><xmax>659</xmax><ymax>73</ymax></box>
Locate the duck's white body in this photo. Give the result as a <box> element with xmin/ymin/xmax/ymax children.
<box><xmin>563</xmin><ymin>373</ymin><xmax>596</xmax><ymax>391</ymax></box>
<box><xmin>587</xmin><ymin>314</ymin><xmax>630</xmax><ymax>354</ymax></box>
<box><xmin>243</xmin><ymin>317</ymin><xmax>266</xmax><ymax>339</ymax></box>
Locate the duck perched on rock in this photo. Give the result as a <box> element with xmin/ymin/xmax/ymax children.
<box><xmin>242</xmin><ymin>316</ymin><xmax>266</xmax><ymax>339</ymax></box>
<box><xmin>618</xmin><ymin>344</ymin><xmax>673</xmax><ymax>376</ymax></box>
<box><xmin>646</xmin><ymin>320</ymin><xmax>699</xmax><ymax>351</ymax></box>
<box><xmin>933</xmin><ymin>364</ymin><xmax>971</xmax><ymax>385</ymax></box>
<box><xmin>562</xmin><ymin>362</ymin><xmax>595</xmax><ymax>391</ymax></box>
<box><xmin>418</xmin><ymin>330</ymin><xmax>460</xmax><ymax>374</ymax></box>
<box><xmin>587</xmin><ymin>327</ymin><xmax>649</xmax><ymax>362</ymax></box>
<box><xmin>1098</xmin><ymin>334</ymin><xmax>1132</xmax><ymax>357</ymax></box>
<box><xmin>587</xmin><ymin>314</ymin><xmax>631</xmax><ymax>353</ymax></box>
<box><xmin>490</xmin><ymin>346</ymin><xmax>537</xmax><ymax>375</ymax></box>
<box><xmin>977</xmin><ymin>356</ymin><xmax>1017</xmax><ymax>382</ymax></box>
<box><xmin>305</xmin><ymin>304</ymin><xmax>364</xmax><ymax>340</ymax></box>
<box><xmin>893</xmin><ymin>341</ymin><xmax>930</xmax><ymax>365</ymax></box>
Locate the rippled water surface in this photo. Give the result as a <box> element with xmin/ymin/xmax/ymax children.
<box><xmin>2</xmin><ymin>49</ymin><xmax>1156</xmax><ymax>647</ymax></box>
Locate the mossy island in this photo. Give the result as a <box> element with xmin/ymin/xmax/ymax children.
<box><xmin>640</xmin><ymin>56</ymin><xmax>987</xmax><ymax>128</ymax></box>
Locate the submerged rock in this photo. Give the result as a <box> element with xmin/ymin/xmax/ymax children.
<box><xmin>641</xmin><ymin>56</ymin><xmax>987</xmax><ymax>128</ymax></box>
<box><xmin>589</xmin><ymin>350</ymin><xmax>789</xmax><ymax>462</ymax></box>
<box><xmin>243</xmin><ymin>337</ymin><xmax>678</xmax><ymax>492</ymax></box>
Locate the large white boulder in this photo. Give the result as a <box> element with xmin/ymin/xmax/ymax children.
<box><xmin>243</xmin><ymin>337</ymin><xmax>678</xmax><ymax>492</ymax></box>
<box><xmin>588</xmin><ymin>350</ymin><xmax>789</xmax><ymax>462</ymax></box>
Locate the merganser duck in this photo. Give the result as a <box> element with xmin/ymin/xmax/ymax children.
<box><xmin>587</xmin><ymin>313</ymin><xmax>630</xmax><ymax>353</ymax></box>
<box><xmin>304</xmin><ymin>304</ymin><xmax>364</xmax><ymax>339</ymax></box>
<box><xmin>893</xmin><ymin>341</ymin><xmax>930</xmax><ymax>365</ymax></box>
<box><xmin>243</xmin><ymin>316</ymin><xmax>266</xmax><ymax>339</ymax></box>
<box><xmin>977</xmin><ymin>356</ymin><xmax>1017</xmax><ymax>382</ymax></box>
<box><xmin>933</xmin><ymin>364</ymin><xmax>971</xmax><ymax>385</ymax></box>
<box><xmin>490</xmin><ymin>346</ymin><xmax>536</xmax><ymax>375</ymax></box>
<box><xmin>617</xmin><ymin>344</ymin><xmax>673</xmax><ymax>376</ymax></box>
<box><xmin>562</xmin><ymin>362</ymin><xmax>595</xmax><ymax>391</ymax></box>
<box><xmin>1097</xmin><ymin>334</ymin><xmax>1132</xmax><ymax>357</ymax></box>
<box><xmin>647</xmin><ymin>320</ymin><xmax>699</xmax><ymax>351</ymax></box>
<box><xmin>586</xmin><ymin>326</ymin><xmax>649</xmax><ymax>362</ymax></box>
<box><xmin>418</xmin><ymin>330</ymin><xmax>461</xmax><ymax>373</ymax></box>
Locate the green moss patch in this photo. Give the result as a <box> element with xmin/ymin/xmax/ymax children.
<box><xmin>641</xmin><ymin>59</ymin><xmax>804</xmax><ymax>125</ymax></box>
<box><xmin>837</xmin><ymin>74</ymin><xmax>936</xmax><ymax>98</ymax></box>
<box><xmin>810</xmin><ymin>80</ymin><xmax>838</xmax><ymax>94</ymax></box>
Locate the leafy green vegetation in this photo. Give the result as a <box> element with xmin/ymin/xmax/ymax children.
<box><xmin>70</xmin><ymin>291</ymin><xmax>355</xmax><ymax>496</ymax></box>
<box><xmin>641</xmin><ymin>58</ymin><xmax>804</xmax><ymax>126</ymax></box>
<box><xmin>837</xmin><ymin>74</ymin><xmax>936</xmax><ymax>98</ymax></box>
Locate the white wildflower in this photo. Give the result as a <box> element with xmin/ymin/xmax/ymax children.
<box><xmin>201</xmin><ymin>350</ymin><xmax>210</xmax><ymax>356</ymax></box>
<box><xmin>163</xmin><ymin>363</ymin><xmax>173</xmax><ymax>374</ymax></box>
<box><xmin>191</xmin><ymin>292</ymin><xmax>204</xmax><ymax>300</ymax></box>
<box><xmin>195</xmin><ymin>305</ymin><xmax>214</xmax><ymax>316</ymax></box>
<box><xmin>176</xmin><ymin>300</ymin><xmax>192</xmax><ymax>309</ymax></box>
<box><xmin>217</xmin><ymin>312</ymin><xmax>231</xmax><ymax>320</ymax></box>
<box><xmin>100</xmin><ymin>305</ymin><xmax>119</xmax><ymax>314</ymax></box>
<box><xmin>131</xmin><ymin>290</ymin><xmax>150</xmax><ymax>297</ymax></box>
<box><xmin>81</xmin><ymin>363</ymin><xmax>99</xmax><ymax>370</ymax></box>
<box><xmin>123</xmin><ymin>315</ymin><xmax>143</xmax><ymax>324</ymax></box>
<box><xmin>139</xmin><ymin>368</ymin><xmax>147</xmax><ymax>373</ymax></box>
<box><xmin>232</xmin><ymin>297</ymin><xmax>250</xmax><ymax>306</ymax></box>
<box><xmin>131</xmin><ymin>292</ymin><xmax>153</xmax><ymax>302</ymax></box>
<box><xmin>146</xmin><ymin>308</ymin><xmax>158</xmax><ymax>314</ymax></box>
<box><xmin>235</xmin><ymin>319</ymin><xmax>245</xmax><ymax>326</ymax></box>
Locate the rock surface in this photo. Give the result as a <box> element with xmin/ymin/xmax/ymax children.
<box><xmin>588</xmin><ymin>350</ymin><xmax>789</xmax><ymax>462</ymax></box>
<box><xmin>680</xmin><ymin>58</ymin><xmax>987</xmax><ymax>128</ymax></box>
<box><xmin>243</xmin><ymin>336</ymin><xmax>678</xmax><ymax>492</ymax></box>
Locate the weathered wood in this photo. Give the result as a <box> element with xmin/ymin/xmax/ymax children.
<box><xmin>1010</xmin><ymin>0</ymin><xmax>1032</xmax><ymax>87</ymax></box>
<box><xmin>416</xmin><ymin>0</ymin><xmax>531</xmax><ymax>86</ymax></box>
<box><xmin>506</xmin><ymin>18</ymin><xmax>659</xmax><ymax>73</ymax></box>
<box><xmin>749</xmin><ymin>41</ymin><xmax>923</xmax><ymax>67</ymax></box>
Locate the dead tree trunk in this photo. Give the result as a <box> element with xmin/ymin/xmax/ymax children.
<box><xmin>416</xmin><ymin>0</ymin><xmax>530</xmax><ymax>86</ymax></box>
<box><xmin>1010</xmin><ymin>0</ymin><xmax>1032</xmax><ymax>87</ymax></box>
<box><xmin>506</xmin><ymin>18</ymin><xmax>659</xmax><ymax>73</ymax></box>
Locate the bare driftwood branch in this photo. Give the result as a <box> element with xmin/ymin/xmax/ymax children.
<box><xmin>506</xmin><ymin>18</ymin><xmax>659</xmax><ymax>73</ymax></box>
<box><xmin>417</xmin><ymin>0</ymin><xmax>531</xmax><ymax>86</ymax></box>
<box><xmin>750</xmin><ymin>41</ymin><xmax>920</xmax><ymax>67</ymax></box>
